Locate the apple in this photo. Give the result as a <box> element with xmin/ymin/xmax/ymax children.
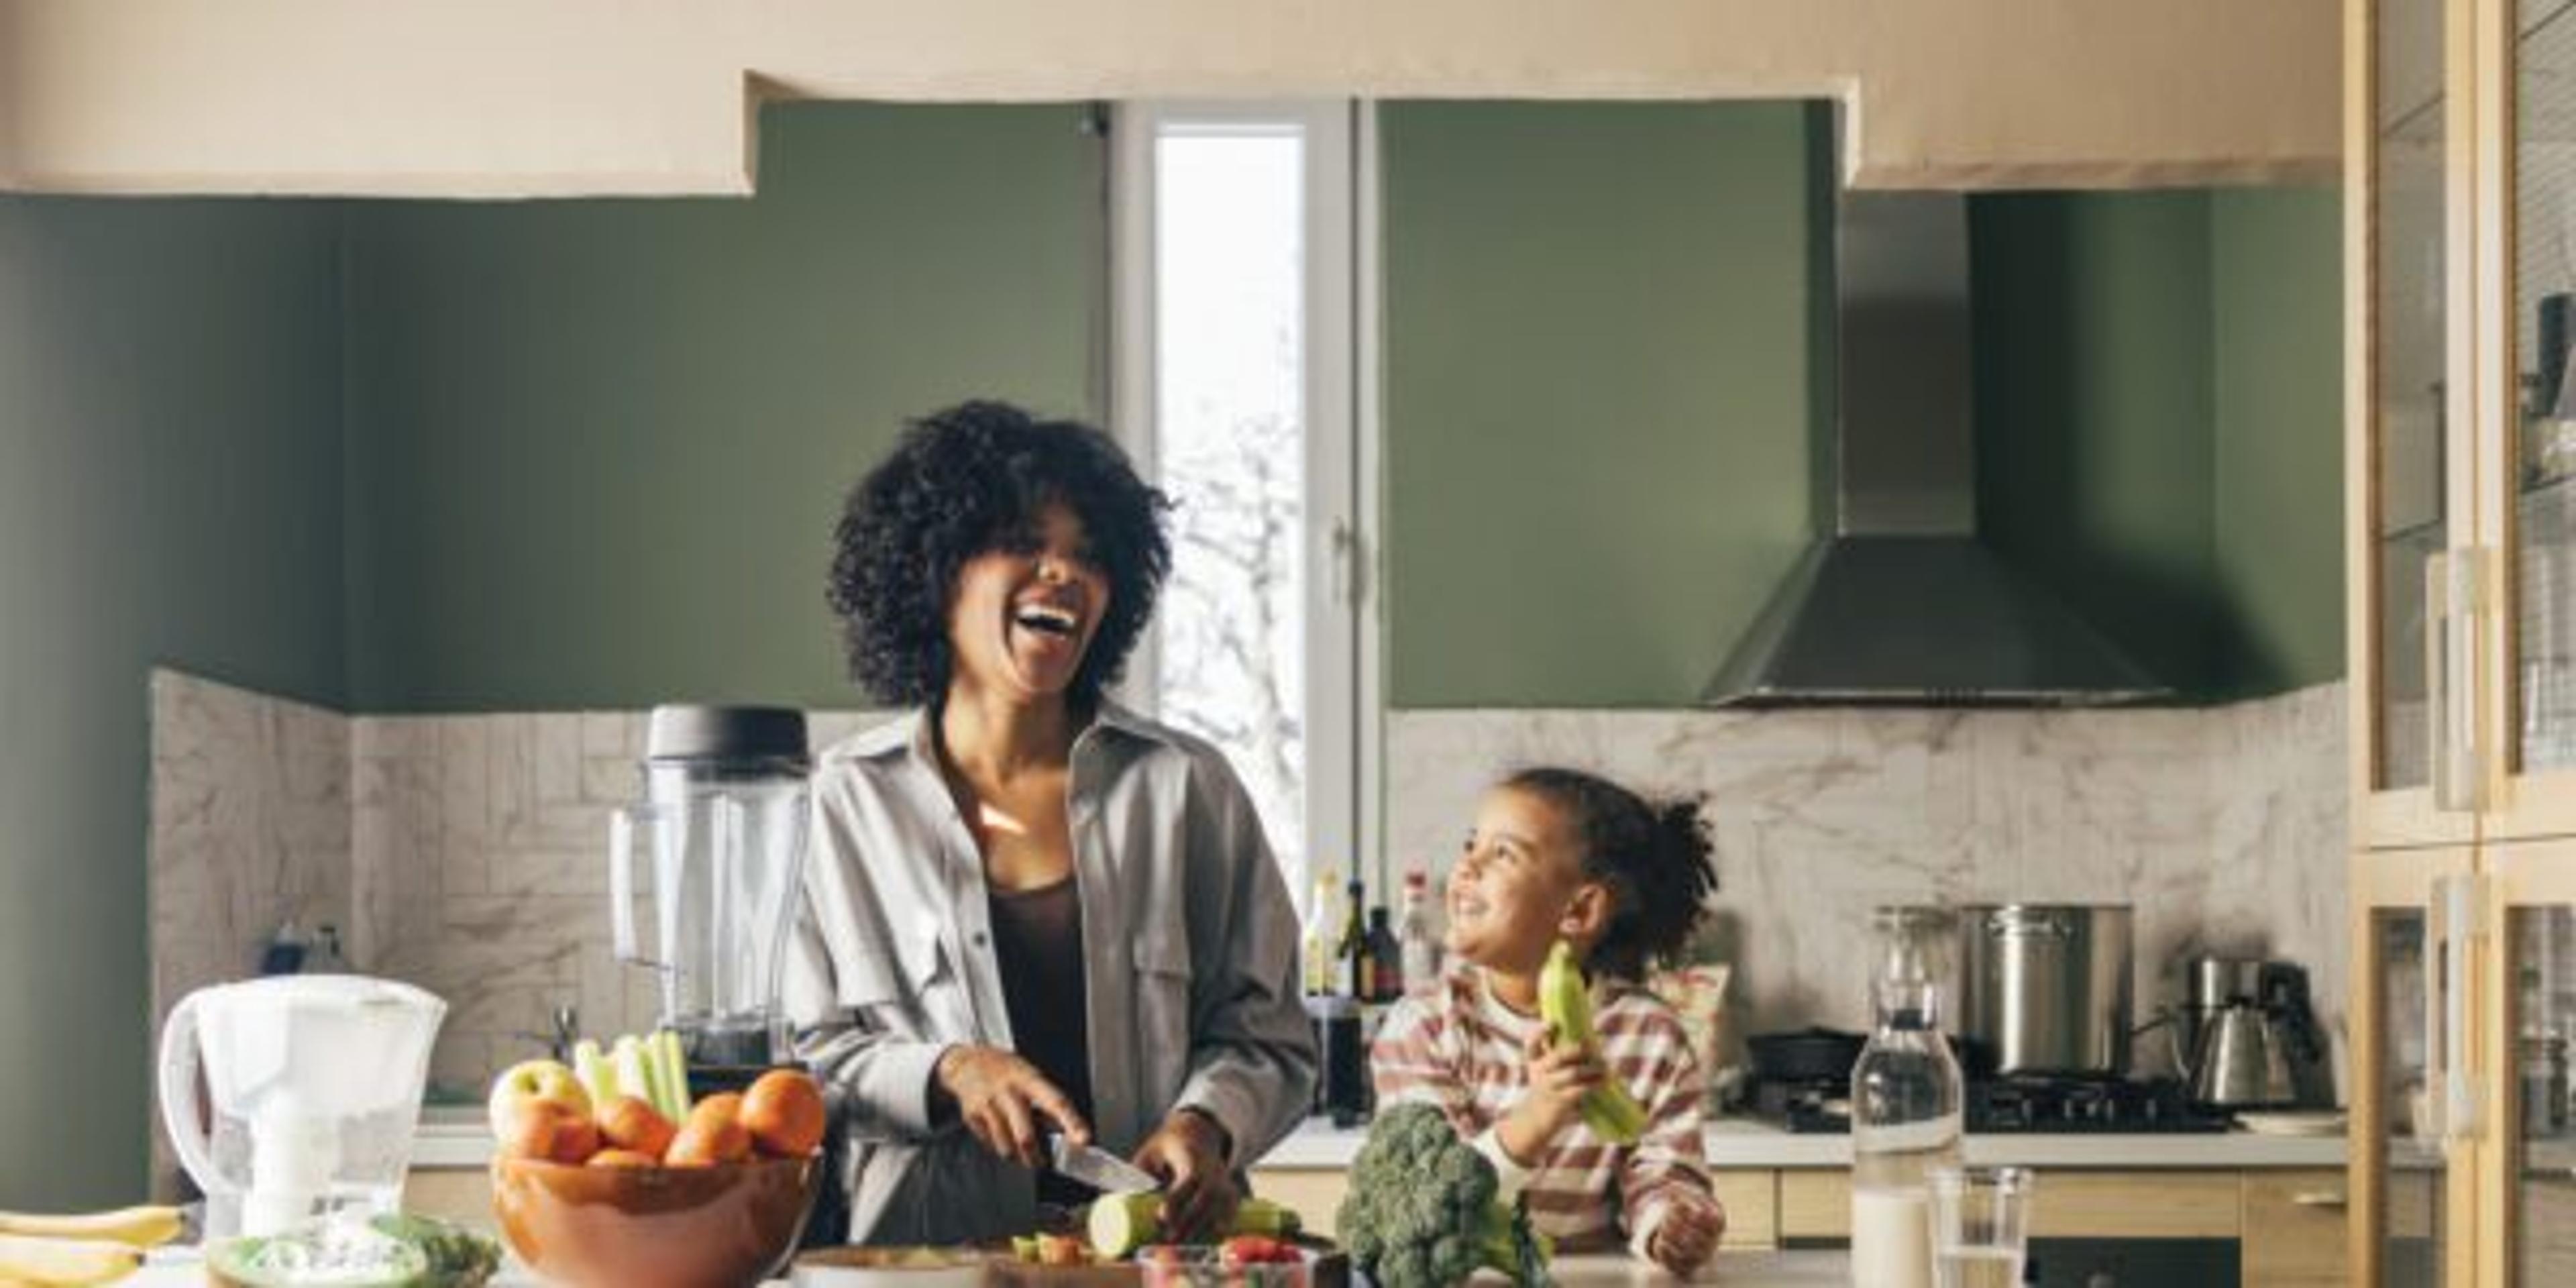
<box><xmin>665</xmin><ymin>1093</ymin><xmax>752</xmax><ymax>1167</ymax></box>
<box><xmin>740</xmin><ymin>1069</ymin><xmax>826</xmax><ymax>1159</ymax></box>
<box><xmin>501</xmin><ymin>1101</ymin><xmax>601</xmax><ymax>1165</ymax></box>
<box><xmin>595</xmin><ymin>1095</ymin><xmax>678</xmax><ymax>1160</ymax></box>
<box><xmin>488</xmin><ymin>1059</ymin><xmax>592</xmax><ymax>1141</ymax></box>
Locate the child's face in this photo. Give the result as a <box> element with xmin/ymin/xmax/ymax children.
<box><xmin>1446</xmin><ymin>787</ymin><xmax>1595</xmax><ymax>975</ymax></box>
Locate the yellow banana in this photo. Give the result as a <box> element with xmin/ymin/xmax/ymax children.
<box><xmin>1539</xmin><ymin>940</ymin><xmax>1651</xmax><ymax>1145</ymax></box>
<box><xmin>0</xmin><ymin>1206</ymin><xmax>181</xmax><ymax>1248</ymax></box>
<box><xmin>0</xmin><ymin>1233</ymin><xmax>143</xmax><ymax>1287</ymax></box>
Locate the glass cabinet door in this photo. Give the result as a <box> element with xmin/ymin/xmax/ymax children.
<box><xmin>2486</xmin><ymin>842</ymin><xmax>2576</xmax><ymax>1283</ymax></box>
<box><xmin>2493</xmin><ymin>0</ymin><xmax>2576</xmax><ymax>837</ymax></box>
<box><xmin>2364</xmin><ymin>0</ymin><xmax>2479</xmax><ymax>843</ymax></box>
<box><xmin>2358</xmin><ymin>849</ymin><xmax>2480</xmax><ymax>1287</ymax></box>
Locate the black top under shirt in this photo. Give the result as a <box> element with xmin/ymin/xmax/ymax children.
<box><xmin>987</xmin><ymin>875</ymin><xmax>1095</xmax><ymax>1207</ymax></box>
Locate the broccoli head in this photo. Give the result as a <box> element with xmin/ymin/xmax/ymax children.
<box><xmin>1332</xmin><ymin>1104</ymin><xmax>1554</xmax><ymax>1288</ymax></box>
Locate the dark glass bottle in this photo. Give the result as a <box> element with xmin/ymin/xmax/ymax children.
<box><xmin>1338</xmin><ymin>879</ymin><xmax>1369</xmax><ymax>1000</ymax></box>
<box><xmin>1366</xmin><ymin>907</ymin><xmax>1403</xmax><ymax>1001</ymax></box>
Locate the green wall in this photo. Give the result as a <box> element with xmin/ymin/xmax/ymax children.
<box><xmin>0</xmin><ymin>197</ymin><xmax>346</xmax><ymax>1206</ymax></box>
<box><xmin>1381</xmin><ymin>102</ymin><xmax>1827</xmax><ymax>708</ymax></box>
<box><xmin>2211</xmin><ymin>187</ymin><xmax>2347</xmax><ymax>696</ymax></box>
<box><xmin>1382</xmin><ymin>101</ymin><xmax>2345</xmax><ymax>706</ymax></box>
<box><xmin>344</xmin><ymin>104</ymin><xmax>1104</xmax><ymax>711</ymax></box>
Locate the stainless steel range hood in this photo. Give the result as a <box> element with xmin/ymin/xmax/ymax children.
<box><xmin>1701</xmin><ymin>193</ymin><xmax>2171</xmax><ymax>708</ymax></box>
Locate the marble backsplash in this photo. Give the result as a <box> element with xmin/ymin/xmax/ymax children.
<box><xmin>149</xmin><ymin>666</ymin><xmax>2347</xmax><ymax>1099</ymax></box>
<box><xmin>1385</xmin><ymin>683</ymin><xmax>2350</xmax><ymax>1075</ymax></box>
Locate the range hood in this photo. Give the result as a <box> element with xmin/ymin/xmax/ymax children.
<box><xmin>1701</xmin><ymin>193</ymin><xmax>2171</xmax><ymax>708</ymax></box>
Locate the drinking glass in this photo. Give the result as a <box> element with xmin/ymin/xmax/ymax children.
<box><xmin>1929</xmin><ymin>1166</ymin><xmax>2033</xmax><ymax>1288</ymax></box>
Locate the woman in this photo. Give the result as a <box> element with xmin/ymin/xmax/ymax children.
<box><xmin>784</xmin><ymin>400</ymin><xmax>1316</xmax><ymax>1244</ymax></box>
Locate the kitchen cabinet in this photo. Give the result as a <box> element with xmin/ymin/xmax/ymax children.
<box><xmin>1241</xmin><ymin>1164</ymin><xmax>2347</xmax><ymax>1283</ymax></box>
<box><xmin>2349</xmin><ymin>0</ymin><xmax>2576</xmax><ymax>1273</ymax></box>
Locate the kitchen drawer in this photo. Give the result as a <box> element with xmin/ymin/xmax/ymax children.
<box><xmin>1778</xmin><ymin>1169</ymin><xmax>2242</xmax><ymax>1241</ymax></box>
<box><xmin>2239</xmin><ymin>1169</ymin><xmax>2348</xmax><ymax>1287</ymax></box>
<box><xmin>1246</xmin><ymin>1169</ymin><xmax>1347</xmax><ymax>1240</ymax></box>
<box><xmin>1709</xmin><ymin>1169</ymin><xmax>1776</xmax><ymax>1250</ymax></box>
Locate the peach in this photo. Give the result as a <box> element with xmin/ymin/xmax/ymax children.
<box><xmin>741</xmin><ymin>1070</ymin><xmax>826</xmax><ymax>1159</ymax></box>
<box><xmin>594</xmin><ymin>1095</ymin><xmax>678</xmax><ymax>1160</ymax></box>
<box><xmin>502</xmin><ymin>1102</ymin><xmax>601</xmax><ymax>1165</ymax></box>
<box><xmin>666</xmin><ymin>1093</ymin><xmax>752</xmax><ymax>1167</ymax></box>
<box><xmin>585</xmin><ymin>1148</ymin><xmax>661</xmax><ymax>1169</ymax></box>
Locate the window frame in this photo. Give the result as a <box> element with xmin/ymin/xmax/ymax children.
<box><xmin>1108</xmin><ymin>99</ymin><xmax>1377</xmax><ymax>889</ymax></box>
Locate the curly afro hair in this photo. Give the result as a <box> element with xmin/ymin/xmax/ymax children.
<box><xmin>826</xmin><ymin>400</ymin><xmax>1171</xmax><ymax>708</ymax></box>
<box><xmin>1503</xmin><ymin>767</ymin><xmax>1718</xmax><ymax>981</ymax></box>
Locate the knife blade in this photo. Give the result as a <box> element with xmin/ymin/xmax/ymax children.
<box><xmin>1046</xmin><ymin>1133</ymin><xmax>1161</xmax><ymax>1193</ymax></box>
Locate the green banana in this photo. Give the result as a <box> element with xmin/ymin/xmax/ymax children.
<box><xmin>1538</xmin><ymin>940</ymin><xmax>1650</xmax><ymax>1145</ymax></box>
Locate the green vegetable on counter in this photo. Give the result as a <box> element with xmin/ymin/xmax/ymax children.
<box><xmin>1085</xmin><ymin>1191</ymin><xmax>1301</xmax><ymax>1258</ymax></box>
<box><xmin>1333</xmin><ymin>1104</ymin><xmax>1552</xmax><ymax>1288</ymax></box>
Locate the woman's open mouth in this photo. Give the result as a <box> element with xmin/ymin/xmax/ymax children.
<box><xmin>1013</xmin><ymin>604</ymin><xmax>1081</xmax><ymax>639</ymax></box>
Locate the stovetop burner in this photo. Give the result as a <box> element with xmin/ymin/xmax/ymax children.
<box><xmin>1743</xmin><ymin>1074</ymin><xmax>2233</xmax><ymax>1134</ymax></box>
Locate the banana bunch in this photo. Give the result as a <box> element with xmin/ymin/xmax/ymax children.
<box><xmin>1538</xmin><ymin>940</ymin><xmax>1651</xmax><ymax>1145</ymax></box>
<box><xmin>0</xmin><ymin>1203</ymin><xmax>180</xmax><ymax>1287</ymax></box>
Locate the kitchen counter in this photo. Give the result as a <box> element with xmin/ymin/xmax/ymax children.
<box><xmin>1256</xmin><ymin>1116</ymin><xmax>2348</xmax><ymax>1171</ymax></box>
<box><xmin>415</xmin><ymin>1110</ymin><xmax>2349</xmax><ymax>1171</ymax></box>
<box><xmin>128</xmin><ymin>1249</ymin><xmax>1851</xmax><ymax>1286</ymax></box>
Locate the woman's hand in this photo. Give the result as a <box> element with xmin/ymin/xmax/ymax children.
<box><xmin>1497</xmin><ymin>1028</ymin><xmax>1603</xmax><ymax>1163</ymax></box>
<box><xmin>1132</xmin><ymin>1108</ymin><xmax>1237</xmax><ymax>1239</ymax></box>
<box><xmin>933</xmin><ymin>1044</ymin><xmax>1089</xmax><ymax>1169</ymax></box>
<box><xmin>1647</xmin><ymin>1199</ymin><xmax>1723</xmax><ymax>1275</ymax></box>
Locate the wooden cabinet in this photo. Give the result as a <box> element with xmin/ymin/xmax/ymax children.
<box><xmin>2349</xmin><ymin>0</ymin><xmax>2576</xmax><ymax>1274</ymax></box>
<box><xmin>1246</xmin><ymin>1164</ymin><xmax>2354</xmax><ymax>1281</ymax></box>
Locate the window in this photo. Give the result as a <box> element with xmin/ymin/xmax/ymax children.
<box><xmin>1111</xmin><ymin>101</ymin><xmax>1376</xmax><ymax>892</ymax></box>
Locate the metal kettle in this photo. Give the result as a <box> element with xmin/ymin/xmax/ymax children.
<box><xmin>2172</xmin><ymin>959</ymin><xmax>2336</xmax><ymax>1110</ymax></box>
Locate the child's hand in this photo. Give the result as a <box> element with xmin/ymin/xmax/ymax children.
<box><xmin>1509</xmin><ymin>1028</ymin><xmax>1603</xmax><ymax>1145</ymax></box>
<box><xmin>1648</xmin><ymin>1199</ymin><xmax>1723</xmax><ymax>1275</ymax></box>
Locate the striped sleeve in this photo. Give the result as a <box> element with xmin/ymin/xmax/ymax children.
<box><xmin>1367</xmin><ymin>991</ymin><xmax>1482</xmax><ymax>1138</ymax></box>
<box><xmin>1600</xmin><ymin>995</ymin><xmax>1723</xmax><ymax>1247</ymax></box>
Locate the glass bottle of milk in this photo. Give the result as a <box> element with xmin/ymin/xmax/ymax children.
<box><xmin>1850</xmin><ymin>975</ymin><xmax>1964</xmax><ymax>1288</ymax></box>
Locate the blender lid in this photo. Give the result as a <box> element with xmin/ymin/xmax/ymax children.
<box><xmin>647</xmin><ymin>705</ymin><xmax>809</xmax><ymax>767</ymax></box>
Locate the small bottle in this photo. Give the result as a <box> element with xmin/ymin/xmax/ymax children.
<box><xmin>1397</xmin><ymin>869</ymin><xmax>1441</xmax><ymax>992</ymax></box>
<box><xmin>257</xmin><ymin>919</ymin><xmax>310</xmax><ymax>976</ymax></box>
<box><xmin>1301</xmin><ymin>869</ymin><xmax>1342</xmax><ymax>996</ymax></box>
<box><xmin>1338</xmin><ymin>879</ymin><xmax>1370</xmax><ymax>1001</ymax></box>
<box><xmin>1365</xmin><ymin>906</ymin><xmax>1403</xmax><ymax>1002</ymax></box>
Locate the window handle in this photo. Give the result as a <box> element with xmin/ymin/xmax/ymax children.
<box><xmin>1328</xmin><ymin>519</ymin><xmax>1361</xmax><ymax>606</ymax></box>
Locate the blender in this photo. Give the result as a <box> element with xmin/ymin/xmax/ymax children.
<box><xmin>610</xmin><ymin>705</ymin><xmax>812</xmax><ymax>1088</ymax></box>
<box><xmin>156</xmin><ymin>975</ymin><xmax>446</xmax><ymax>1238</ymax></box>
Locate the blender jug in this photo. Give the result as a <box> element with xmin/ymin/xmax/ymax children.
<box><xmin>157</xmin><ymin>975</ymin><xmax>445</xmax><ymax>1238</ymax></box>
<box><xmin>611</xmin><ymin>705</ymin><xmax>811</xmax><ymax>1078</ymax></box>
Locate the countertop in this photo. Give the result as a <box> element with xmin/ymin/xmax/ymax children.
<box><xmin>416</xmin><ymin>1108</ymin><xmax>2347</xmax><ymax>1171</ymax></box>
<box><xmin>129</xmin><ymin>1249</ymin><xmax>1850</xmax><ymax>1287</ymax></box>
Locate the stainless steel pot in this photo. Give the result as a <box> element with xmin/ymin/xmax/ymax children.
<box><xmin>1956</xmin><ymin>904</ymin><xmax>2135</xmax><ymax>1077</ymax></box>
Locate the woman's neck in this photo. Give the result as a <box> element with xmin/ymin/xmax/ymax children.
<box><xmin>937</xmin><ymin>678</ymin><xmax>1079</xmax><ymax>782</ymax></box>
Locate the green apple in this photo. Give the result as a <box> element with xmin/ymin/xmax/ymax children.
<box><xmin>487</xmin><ymin>1059</ymin><xmax>592</xmax><ymax>1139</ymax></box>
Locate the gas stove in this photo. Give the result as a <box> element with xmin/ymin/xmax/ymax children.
<box><xmin>1744</xmin><ymin>1074</ymin><xmax>2233</xmax><ymax>1134</ymax></box>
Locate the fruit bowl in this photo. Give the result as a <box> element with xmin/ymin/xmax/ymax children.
<box><xmin>490</xmin><ymin>1154</ymin><xmax>819</xmax><ymax>1288</ymax></box>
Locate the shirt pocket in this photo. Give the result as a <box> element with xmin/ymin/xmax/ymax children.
<box><xmin>840</xmin><ymin>932</ymin><xmax>960</xmax><ymax>1038</ymax></box>
<box><xmin>1131</xmin><ymin>930</ymin><xmax>1196</xmax><ymax>1104</ymax></box>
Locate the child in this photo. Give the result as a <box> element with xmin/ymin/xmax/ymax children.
<box><xmin>1371</xmin><ymin>767</ymin><xmax>1724</xmax><ymax>1275</ymax></box>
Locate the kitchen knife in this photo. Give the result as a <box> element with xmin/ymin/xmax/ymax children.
<box><xmin>1046</xmin><ymin>1133</ymin><xmax>1161</xmax><ymax>1193</ymax></box>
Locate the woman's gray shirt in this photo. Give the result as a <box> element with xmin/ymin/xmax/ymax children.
<box><xmin>782</xmin><ymin>703</ymin><xmax>1318</xmax><ymax>1243</ymax></box>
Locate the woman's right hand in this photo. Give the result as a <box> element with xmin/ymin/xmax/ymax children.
<box><xmin>933</xmin><ymin>1044</ymin><xmax>1091</xmax><ymax>1169</ymax></box>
